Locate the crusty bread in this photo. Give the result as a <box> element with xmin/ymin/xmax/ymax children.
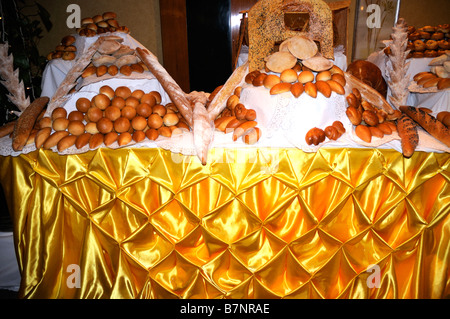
<box><xmin>400</xmin><ymin>105</ymin><xmax>450</xmax><ymax>147</ymax></box>
<box><xmin>12</xmin><ymin>97</ymin><xmax>49</xmax><ymax>151</ymax></box>
<box><xmin>397</xmin><ymin>113</ymin><xmax>419</xmax><ymax>158</ymax></box>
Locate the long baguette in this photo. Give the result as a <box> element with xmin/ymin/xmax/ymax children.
<box><xmin>12</xmin><ymin>97</ymin><xmax>50</xmax><ymax>151</ymax></box>
<box><xmin>400</xmin><ymin>105</ymin><xmax>450</xmax><ymax>148</ymax></box>
<box><xmin>397</xmin><ymin>114</ymin><xmax>419</xmax><ymax>158</ymax></box>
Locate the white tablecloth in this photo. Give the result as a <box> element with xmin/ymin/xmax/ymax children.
<box><xmin>368</xmin><ymin>51</ymin><xmax>450</xmax><ymax>112</ymax></box>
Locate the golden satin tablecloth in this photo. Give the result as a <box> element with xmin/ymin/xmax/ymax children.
<box><xmin>0</xmin><ymin>147</ymin><xmax>449</xmax><ymax>299</ymax></box>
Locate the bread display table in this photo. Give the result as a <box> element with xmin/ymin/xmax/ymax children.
<box><xmin>0</xmin><ymin>147</ymin><xmax>449</xmax><ymax>299</ymax></box>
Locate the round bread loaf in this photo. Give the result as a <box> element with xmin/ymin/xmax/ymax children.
<box><xmin>346</xmin><ymin>60</ymin><xmax>388</xmax><ymax>98</ymax></box>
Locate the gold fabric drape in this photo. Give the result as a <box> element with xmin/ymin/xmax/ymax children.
<box><xmin>0</xmin><ymin>148</ymin><xmax>448</xmax><ymax>299</ymax></box>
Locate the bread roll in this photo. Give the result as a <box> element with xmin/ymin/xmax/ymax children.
<box><xmin>118</xmin><ymin>132</ymin><xmax>132</xmax><ymax>146</ymax></box>
<box><xmin>400</xmin><ymin>106</ymin><xmax>450</xmax><ymax>147</ymax></box>
<box><xmin>346</xmin><ymin>106</ymin><xmax>362</xmax><ymax>125</ymax></box>
<box><xmin>327</xmin><ymin>80</ymin><xmax>345</xmax><ymax>95</ymax></box>
<box><xmin>280</xmin><ymin>69</ymin><xmax>298</xmax><ymax>83</ymax></box>
<box><xmin>75</xmin><ymin>133</ymin><xmax>92</xmax><ymax>149</ymax></box>
<box><xmin>108</xmin><ymin>65</ymin><xmax>119</xmax><ymax>76</ymax></box>
<box><xmin>263</xmin><ymin>74</ymin><xmax>281</xmax><ymax>89</ymax></box>
<box><xmin>140</xmin><ymin>94</ymin><xmax>157</xmax><ymax>107</ymax></box>
<box><xmin>145</xmin><ymin>128</ymin><xmax>159</xmax><ymax>141</ymax></box>
<box><xmin>355</xmin><ymin>125</ymin><xmax>372</xmax><ymax>143</ymax></box>
<box><xmin>85</xmin><ymin>122</ymin><xmax>99</xmax><ymax>134</ymax></box>
<box><xmin>304</xmin><ymin>82</ymin><xmax>317</xmax><ymax>98</ymax></box>
<box><xmin>52</xmin><ymin>107</ymin><xmax>67</xmax><ymax>120</ymax></box>
<box><xmin>35</xmin><ymin>127</ymin><xmax>52</xmax><ymax>149</ymax></box>
<box><xmin>316</xmin><ymin>71</ymin><xmax>332</xmax><ymax>82</ymax></box>
<box><xmin>57</xmin><ymin>135</ymin><xmax>77</xmax><ymax>152</ymax></box>
<box><xmin>89</xmin><ymin>133</ymin><xmax>104</xmax><ymax>149</ymax></box>
<box><xmin>315</xmin><ymin>81</ymin><xmax>331</xmax><ymax>98</ymax></box>
<box><xmin>305</xmin><ymin>127</ymin><xmax>325</xmax><ymax>145</ymax></box>
<box><xmin>0</xmin><ymin>121</ymin><xmax>16</xmax><ymax>138</ymax></box>
<box><xmin>270</xmin><ymin>82</ymin><xmax>291</xmax><ymax>95</ymax></box>
<box><xmin>132</xmin><ymin>130</ymin><xmax>146</xmax><ymax>143</ymax></box>
<box><xmin>243</xmin><ymin>127</ymin><xmax>262</xmax><ymax>145</ymax></box>
<box><xmin>43</xmin><ymin>131</ymin><xmax>69</xmax><ymax>150</ymax></box>
<box><xmin>290</xmin><ymin>82</ymin><xmax>304</xmax><ymax>98</ymax></box>
<box><xmin>104</xmin><ymin>132</ymin><xmax>119</xmax><ymax>146</ymax></box>
<box><xmin>131</xmin><ymin>116</ymin><xmax>148</xmax><ymax>131</ymax></box>
<box><xmin>115</xmin><ymin>86</ymin><xmax>132</xmax><ymax>99</ymax></box>
<box><xmin>297</xmin><ymin>70</ymin><xmax>314</xmax><ymax>83</ymax></box>
<box><xmin>68</xmin><ymin>120</ymin><xmax>85</xmax><ymax>136</ymax></box>
<box><xmin>114</xmin><ymin>117</ymin><xmax>131</xmax><ymax>133</ymax></box>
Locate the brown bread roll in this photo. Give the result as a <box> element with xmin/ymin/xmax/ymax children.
<box><xmin>305</xmin><ymin>127</ymin><xmax>325</xmax><ymax>145</ymax></box>
<box><xmin>43</xmin><ymin>131</ymin><xmax>69</xmax><ymax>150</ymax></box>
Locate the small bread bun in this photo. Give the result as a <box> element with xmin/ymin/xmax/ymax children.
<box><xmin>304</xmin><ymin>82</ymin><xmax>317</xmax><ymax>98</ymax></box>
<box><xmin>104</xmin><ymin>106</ymin><xmax>121</xmax><ymax>122</ymax></box>
<box><xmin>125</xmin><ymin>96</ymin><xmax>140</xmax><ymax>108</ymax></box>
<box><xmin>280</xmin><ymin>69</ymin><xmax>298</xmax><ymax>83</ymax></box>
<box><xmin>355</xmin><ymin>124</ymin><xmax>372</xmax><ymax>143</ymax></box>
<box><xmin>120</xmin><ymin>65</ymin><xmax>132</xmax><ymax>76</ymax></box>
<box><xmin>43</xmin><ymin>131</ymin><xmax>70</xmax><ymax>150</ymax></box>
<box><xmin>107</xmin><ymin>19</ymin><xmax>120</xmax><ymax>29</ymax></box>
<box><xmin>68</xmin><ymin>120</ymin><xmax>85</xmax><ymax>136</ymax></box>
<box><xmin>114</xmin><ymin>117</ymin><xmax>131</xmax><ymax>133</ymax></box>
<box><xmin>61</xmin><ymin>35</ymin><xmax>76</xmax><ymax>46</ymax></box>
<box><xmin>35</xmin><ymin>127</ymin><xmax>52</xmax><ymax>149</ymax></box>
<box><xmin>115</xmin><ymin>86</ymin><xmax>132</xmax><ymax>99</ymax></box>
<box><xmin>422</xmin><ymin>26</ymin><xmax>436</xmax><ymax>32</ymax></box>
<box><xmin>93</xmin><ymin>94</ymin><xmax>111</xmax><ymax>110</ymax></box>
<box><xmin>121</xmin><ymin>105</ymin><xmax>137</xmax><ymax>120</ymax></box>
<box><xmin>158</xmin><ymin>126</ymin><xmax>172</xmax><ymax>138</ymax></box>
<box><xmin>131</xmin><ymin>89</ymin><xmax>145</xmax><ymax>100</ymax></box>
<box><xmin>131</xmin><ymin>116</ymin><xmax>148</xmax><ymax>131</ymax></box>
<box><xmin>270</xmin><ymin>82</ymin><xmax>291</xmax><ymax>95</ymax></box>
<box><xmin>96</xmin><ymin>117</ymin><xmax>114</xmax><ymax>134</ymax></box>
<box><xmin>89</xmin><ymin>133</ymin><xmax>104</xmax><ymax>149</ymax></box>
<box><xmin>290</xmin><ymin>82</ymin><xmax>304</xmax><ymax>98</ymax></box>
<box><xmin>315</xmin><ymin>81</ymin><xmax>331</xmax><ymax>98</ymax></box>
<box><xmin>68</xmin><ymin>111</ymin><xmax>84</xmax><ymax>122</ymax></box>
<box><xmin>263</xmin><ymin>74</ymin><xmax>281</xmax><ymax>89</ymax></box>
<box><xmin>62</xmin><ymin>52</ymin><xmax>76</xmax><ymax>61</ymax></box>
<box><xmin>438</xmin><ymin>40</ymin><xmax>450</xmax><ymax>50</ymax></box>
<box><xmin>316</xmin><ymin>70</ymin><xmax>332</xmax><ymax>82</ymax></box>
<box><xmin>57</xmin><ymin>135</ymin><xmax>77</xmax><ymax>152</ymax></box>
<box><xmin>103</xmin><ymin>12</ymin><xmax>117</xmax><ymax>20</ymax></box>
<box><xmin>87</xmin><ymin>106</ymin><xmax>103</xmax><ymax>122</ymax></box>
<box><xmin>81</xmin><ymin>18</ymin><xmax>94</xmax><ymax>26</ymax></box>
<box><xmin>252</xmin><ymin>73</ymin><xmax>267</xmax><ymax>87</ymax></box>
<box><xmin>104</xmin><ymin>131</ymin><xmax>119</xmax><ymax>147</ymax></box>
<box><xmin>298</xmin><ymin>70</ymin><xmax>315</xmax><ymax>83</ymax></box>
<box><xmin>108</xmin><ymin>65</ymin><xmax>119</xmax><ymax>76</ymax></box>
<box><xmin>131</xmin><ymin>63</ymin><xmax>144</xmax><ymax>74</ymax></box>
<box><xmin>117</xmin><ymin>132</ymin><xmax>132</xmax><ymax>146</ymax></box>
<box><xmin>52</xmin><ymin>107</ymin><xmax>67</xmax><ymax>120</ymax></box>
<box><xmin>75</xmin><ymin>133</ymin><xmax>91</xmax><ymax>149</ymax></box>
<box><xmin>146</xmin><ymin>128</ymin><xmax>159</xmax><ymax>141</ymax></box>
<box><xmin>149</xmin><ymin>91</ymin><xmax>162</xmax><ymax>104</ymax></box>
<box><xmin>136</xmin><ymin>103</ymin><xmax>152</xmax><ymax>118</ymax></box>
<box><xmin>152</xmin><ymin>104</ymin><xmax>167</xmax><ymax>117</ymax></box>
<box><xmin>424</xmin><ymin>50</ymin><xmax>438</xmax><ymax>58</ymax></box>
<box><xmin>85</xmin><ymin>122</ymin><xmax>99</xmax><ymax>134</ymax></box>
<box><xmin>39</xmin><ymin>117</ymin><xmax>52</xmax><ymax>129</ymax></box>
<box><xmin>412</xmin><ymin>51</ymin><xmax>424</xmax><ymax>58</ymax></box>
<box><xmin>52</xmin><ymin>117</ymin><xmax>69</xmax><ymax>131</ymax></box>
<box><xmin>97</xmin><ymin>21</ymin><xmax>109</xmax><ymax>28</ymax></box>
<box><xmin>100</xmin><ymin>86</ymin><xmax>115</xmax><ymax>99</ymax></box>
<box><xmin>111</xmin><ymin>96</ymin><xmax>126</xmax><ymax>109</ymax></box>
<box><xmin>82</xmin><ymin>66</ymin><xmax>96</xmax><ymax>78</ymax></box>
<box><xmin>163</xmin><ymin>113</ymin><xmax>179</xmax><ymax>126</ymax></box>
<box><xmin>140</xmin><ymin>94</ymin><xmax>157</xmax><ymax>107</ymax></box>
<box><xmin>147</xmin><ymin>114</ymin><xmax>163</xmax><ymax>129</ymax></box>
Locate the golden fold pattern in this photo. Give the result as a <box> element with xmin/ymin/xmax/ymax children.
<box><xmin>0</xmin><ymin>148</ymin><xmax>449</xmax><ymax>299</ymax></box>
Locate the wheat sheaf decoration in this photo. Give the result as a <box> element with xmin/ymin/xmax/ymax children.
<box><xmin>0</xmin><ymin>42</ymin><xmax>30</xmax><ymax>116</ymax></box>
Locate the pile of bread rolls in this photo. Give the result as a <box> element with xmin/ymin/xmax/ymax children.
<box><xmin>34</xmin><ymin>86</ymin><xmax>190</xmax><ymax>152</ymax></box>
<box><xmin>76</xmin><ymin>12</ymin><xmax>129</xmax><ymax>37</ymax></box>
<box><xmin>212</xmin><ymin>85</ymin><xmax>262</xmax><ymax>145</ymax></box>
<box><xmin>406</xmin><ymin>24</ymin><xmax>449</xmax><ymax>58</ymax></box>
<box><xmin>46</xmin><ymin>35</ymin><xmax>77</xmax><ymax>61</ymax></box>
<box><xmin>245</xmin><ymin>62</ymin><xmax>346</xmax><ymax>99</ymax></box>
<box><xmin>345</xmin><ymin>88</ymin><xmax>400</xmax><ymax>144</ymax></box>
<box><xmin>82</xmin><ymin>42</ymin><xmax>147</xmax><ymax>79</ymax></box>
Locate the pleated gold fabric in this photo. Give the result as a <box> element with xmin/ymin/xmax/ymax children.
<box><xmin>0</xmin><ymin>148</ymin><xmax>449</xmax><ymax>299</ymax></box>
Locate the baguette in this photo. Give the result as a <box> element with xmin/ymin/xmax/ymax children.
<box><xmin>399</xmin><ymin>105</ymin><xmax>450</xmax><ymax>147</ymax></box>
<box><xmin>397</xmin><ymin>114</ymin><xmax>419</xmax><ymax>158</ymax></box>
<box><xmin>12</xmin><ymin>97</ymin><xmax>50</xmax><ymax>151</ymax></box>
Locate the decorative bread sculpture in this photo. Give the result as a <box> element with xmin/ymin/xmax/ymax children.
<box><xmin>248</xmin><ymin>0</ymin><xmax>334</xmax><ymax>72</ymax></box>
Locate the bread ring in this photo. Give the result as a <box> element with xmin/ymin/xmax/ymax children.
<box><xmin>414</xmin><ymin>40</ymin><xmax>426</xmax><ymax>51</ymax></box>
<box><xmin>425</xmin><ymin>40</ymin><xmax>438</xmax><ymax>50</ymax></box>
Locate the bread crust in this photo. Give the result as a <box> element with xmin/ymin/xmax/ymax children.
<box><xmin>12</xmin><ymin>97</ymin><xmax>49</xmax><ymax>151</ymax></box>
